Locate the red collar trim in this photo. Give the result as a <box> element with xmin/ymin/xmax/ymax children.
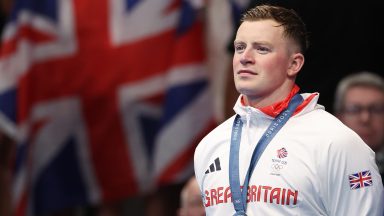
<box><xmin>241</xmin><ymin>85</ymin><xmax>317</xmax><ymax>117</ymax></box>
<box><xmin>259</xmin><ymin>85</ymin><xmax>300</xmax><ymax>117</ymax></box>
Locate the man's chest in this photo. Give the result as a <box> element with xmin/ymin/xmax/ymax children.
<box><xmin>200</xmin><ymin>138</ymin><xmax>321</xmax><ymax>209</ymax></box>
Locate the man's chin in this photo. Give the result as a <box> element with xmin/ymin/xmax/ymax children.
<box><xmin>235</xmin><ymin>87</ymin><xmax>258</xmax><ymax>96</ymax></box>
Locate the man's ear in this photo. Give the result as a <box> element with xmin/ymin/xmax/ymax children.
<box><xmin>287</xmin><ymin>53</ymin><xmax>305</xmax><ymax>77</ymax></box>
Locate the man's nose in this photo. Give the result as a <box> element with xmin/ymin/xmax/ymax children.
<box><xmin>240</xmin><ymin>49</ymin><xmax>255</xmax><ymax>65</ymax></box>
<box><xmin>358</xmin><ymin>109</ymin><xmax>372</xmax><ymax>123</ymax></box>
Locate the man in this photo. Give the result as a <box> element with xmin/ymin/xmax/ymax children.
<box><xmin>194</xmin><ymin>5</ymin><xmax>383</xmax><ymax>216</ymax></box>
<box><xmin>334</xmin><ymin>72</ymin><xmax>384</xmax><ymax>183</ymax></box>
<box><xmin>178</xmin><ymin>177</ymin><xmax>205</xmax><ymax>216</ymax></box>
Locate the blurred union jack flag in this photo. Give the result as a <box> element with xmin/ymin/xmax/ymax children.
<box><xmin>348</xmin><ymin>170</ymin><xmax>373</xmax><ymax>190</ymax></box>
<box><xmin>0</xmin><ymin>0</ymin><xmax>216</xmax><ymax>215</ymax></box>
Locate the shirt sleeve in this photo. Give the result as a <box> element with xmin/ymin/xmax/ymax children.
<box><xmin>194</xmin><ymin>136</ymin><xmax>208</xmax><ymax>194</ymax></box>
<box><xmin>320</xmin><ymin>131</ymin><xmax>384</xmax><ymax>216</ymax></box>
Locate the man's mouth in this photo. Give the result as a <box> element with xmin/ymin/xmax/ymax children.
<box><xmin>237</xmin><ymin>69</ymin><xmax>257</xmax><ymax>75</ymax></box>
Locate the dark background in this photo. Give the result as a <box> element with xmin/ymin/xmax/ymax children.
<box><xmin>255</xmin><ymin>0</ymin><xmax>384</xmax><ymax>113</ymax></box>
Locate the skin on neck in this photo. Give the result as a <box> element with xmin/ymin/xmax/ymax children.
<box><xmin>242</xmin><ymin>78</ymin><xmax>296</xmax><ymax>108</ymax></box>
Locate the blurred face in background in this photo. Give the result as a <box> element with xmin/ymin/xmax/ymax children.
<box><xmin>338</xmin><ymin>86</ymin><xmax>384</xmax><ymax>152</ymax></box>
<box><xmin>178</xmin><ymin>178</ymin><xmax>205</xmax><ymax>216</ymax></box>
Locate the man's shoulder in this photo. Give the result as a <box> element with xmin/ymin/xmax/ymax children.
<box><xmin>194</xmin><ymin>115</ymin><xmax>234</xmax><ymax>166</ymax></box>
<box><xmin>293</xmin><ymin>108</ymin><xmax>369</xmax><ymax>149</ymax></box>
<box><xmin>194</xmin><ymin>116</ymin><xmax>235</xmax><ymax>185</ymax></box>
<box><xmin>296</xmin><ymin>108</ymin><xmax>348</xmax><ymax>131</ymax></box>
<box><xmin>198</xmin><ymin>115</ymin><xmax>235</xmax><ymax>143</ymax></box>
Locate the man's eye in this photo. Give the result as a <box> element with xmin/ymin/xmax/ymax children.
<box><xmin>256</xmin><ymin>46</ymin><xmax>270</xmax><ymax>54</ymax></box>
<box><xmin>234</xmin><ymin>44</ymin><xmax>245</xmax><ymax>52</ymax></box>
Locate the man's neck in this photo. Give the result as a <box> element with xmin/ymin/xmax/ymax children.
<box><xmin>244</xmin><ymin>93</ymin><xmax>290</xmax><ymax>108</ymax></box>
<box><xmin>244</xmin><ymin>82</ymin><xmax>297</xmax><ymax>108</ymax></box>
<box><xmin>242</xmin><ymin>85</ymin><xmax>300</xmax><ymax>117</ymax></box>
<box><xmin>243</xmin><ymin>85</ymin><xmax>299</xmax><ymax>108</ymax></box>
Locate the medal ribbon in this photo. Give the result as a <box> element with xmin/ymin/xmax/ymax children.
<box><xmin>229</xmin><ymin>94</ymin><xmax>303</xmax><ymax>215</ymax></box>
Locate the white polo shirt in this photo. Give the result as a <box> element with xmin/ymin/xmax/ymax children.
<box><xmin>194</xmin><ymin>93</ymin><xmax>384</xmax><ymax>216</ymax></box>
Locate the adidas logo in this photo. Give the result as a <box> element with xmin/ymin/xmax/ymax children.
<box><xmin>205</xmin><ymin>157</ymin><xmax>221</xmax><ymax>174</ymax></box>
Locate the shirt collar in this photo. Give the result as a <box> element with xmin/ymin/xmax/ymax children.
<box><xmin>239</xmin><ymin>85</ymin><xmax>317</xmax><ymax>118</ymax></box>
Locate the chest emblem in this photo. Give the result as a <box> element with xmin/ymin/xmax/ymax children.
<box><xmin>271</xmin><ymin>147</ymin><xmax>289</xmax><ymax>176</ymax></box>
<box><xmin>277</xmin><ymin>147</ymin><xmax>288</xmax><ymax>158</ymax></box>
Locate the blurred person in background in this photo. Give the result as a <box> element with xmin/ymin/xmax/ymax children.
<box><xmin>177</xmin><ymin>176</ymin><xmax>204</xmax><ymax>216</ymax></box>
<box><xmin>334</xmin><ymin>71</ymin><xmax>384</xmax><ymax>184</ymax></box>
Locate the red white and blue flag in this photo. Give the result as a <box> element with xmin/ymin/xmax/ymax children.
<box><xmin>0</xmin><ymin>0</ymin><xmax>216</xmax><ymax>215</ymax></box>
<box><xmin>348</xmin><ymin>170</ymin><xmax>373</xmax><ymax>190</ymax></box>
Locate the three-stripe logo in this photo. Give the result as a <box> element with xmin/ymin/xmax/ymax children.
<box><xmin>205</xmin><ymin>157</ymin><xmax>221</xmax><ymax>174</ymax></box>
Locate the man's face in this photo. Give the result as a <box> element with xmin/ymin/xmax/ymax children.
<box><xmin>338</xmin><ymin>86</ymin><xmax>384</xmax><ymax>152</ymax></box>
<box><xmin>233</xmin><ymin>20</ymin><xmax>296</xmax><ymax>105</ymax></box>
